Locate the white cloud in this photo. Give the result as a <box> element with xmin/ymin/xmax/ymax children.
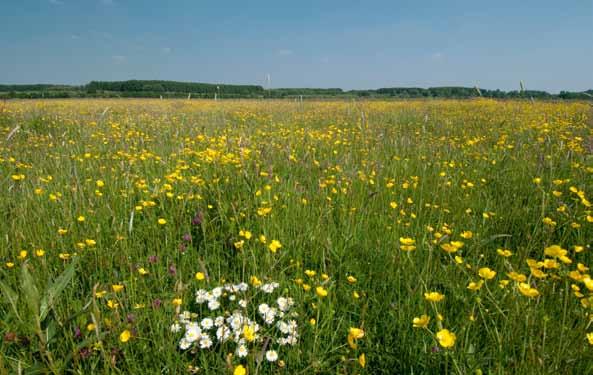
<box><xmin>277</xmin><ymin>49</ymin><xmax>293</xmax><ymax>56</ymax></box>
<box><xmin>112</xmin><ymin>55</ymin><xmax>126</xmax><ymax>63</ymax></box>
<box><xmin>431</xmin><ymin>52</ymin><xmax>444</xmax><ymax>60</ymax></box>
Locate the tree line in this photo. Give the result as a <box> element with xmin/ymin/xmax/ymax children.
<box><xmin>0</xmin><ymin>80</ymin><xmax>591</xmax><ymax>100</ymax></box>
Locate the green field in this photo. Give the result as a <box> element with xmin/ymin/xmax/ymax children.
<box><xmin>1</xmin><ymin>99</ymin><xmax>592</xmax><ymax>374</ymax></box>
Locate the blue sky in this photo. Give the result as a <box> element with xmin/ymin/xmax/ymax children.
<box><xmin>1</xmin><ymin>0</ymin><xmax>592</xmax><ymax>92</ymax></box>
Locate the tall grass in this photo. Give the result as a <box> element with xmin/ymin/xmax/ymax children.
<box><xmin>0</xmin><ymin>99</ymin><xmax>592</xmax><ymax>374</ymax></box>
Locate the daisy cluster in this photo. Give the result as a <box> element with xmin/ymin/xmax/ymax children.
<box><xmin>171</xmin><ymin>280</ymin><xmax>299</xmax><ymax>364</ymax></box>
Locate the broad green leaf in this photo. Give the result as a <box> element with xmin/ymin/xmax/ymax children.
<box><xmin>39</xmin><ymin>257</ymin><xmax>79</xmax><ymax>322</ymax></box>
<box><xmin>0</xmin><ymin>279</ymin><xmax>22</xmax><ymax>322</ymax></box>
<box><xmin>20</xmin><ymin>262</ymin><xmax>40</xmax><ymax>318</ymax></box>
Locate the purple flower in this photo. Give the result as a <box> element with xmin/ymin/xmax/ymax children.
<box><xmin>148</xmin><ymin>255</ymin><xmax>158</xmax><ymax>264</ymax></box>
<box><xmin>191</xmin><ymin>211</ymin><xmax>203</xmax><ymax>226</ymax></box>
<box><xmin>126</xmin><ymin>313</ymin><xmax>136</xmax><ymax>323</ymax></box>
<box><xmin>179</xmin><ymin>243</ymin><xmax>187</xmax><ymax>253</ymax></box>
<box><xmin>79</xmin><ymin>348</ymin><xmax>92</xmax><ymax>359</ymax></box>
<box><xmin>168</xmin><ymin>264</ymin><xmax>177</xmax><ymax>276</ymax></box>
<box><xmin>74</xmin><ymin>326</ymin><xmax>82</xmax><ymax>339</ymax></box>
<box><xmin>182</xmin><ymin>233</ymin><xmax>192</xmax><ymax>242</ymax></box>
<box><xmin>152</xmin><ymin>299</ymin><xmax>162</xmax><ymax>309</ymax></box>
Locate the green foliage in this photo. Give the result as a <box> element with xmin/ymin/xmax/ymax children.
<box><xmin>0</xmin><ymin>80</ymin><xmax>591</xmax><ymax>99</ymax></box>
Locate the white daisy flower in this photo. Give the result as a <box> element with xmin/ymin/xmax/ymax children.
<box><xmin>214</xmin><ymin>316</ymin><xmax>225</xmax><ymax>327</ymax></box>
<box><xmin>199</xmin><ymin>334</ymin><xmax>213</xmax><ymax>349</ymax></box>
<box><xmin>207</xmin><ymin>299</ymin><xmax>220</xmax><ymax>311</ymax></box>
<box><xmin>201</xmin><ymin>318</ymin><xmax>214</xmax><ymax>330</ymax></box>
<box><xmin>179</xmin><ymin>338</ymin><xmax>191</xmax><ymax>350</ymax></box>
<box><xmin>260</xmin><ymin>282</ymin><xmax>279</xmax><ymax>293</ymax></box>
<box><xmin>216</xmin><ymin>325</ymin><xmax>231</xmax><ymax>342</ymax></box>
<box><xmin>195</xmin><ymin>290</ymin><xmax>209</xmax><ymax>304</ymax></box>
<box><xmin>258</xmin><ymin>303</ymin><xmax>270</xmax><ymax>315</ymax></box>
<box><xmin>185</xmin><ymin>322</ymin><xmax>202</xmax><ymax>343</ymax></box>
<box><xmin>236</xmin><ymin>344</ymin><xmax>248</xmax><ymax>358</ymax></box>
<box><xmin>265</xmin><ymin>350</ymin><xmax>278</xmax><ymax>362</ymax></box>
<box><xmin>212</xmin><ymin>287</ymin><xmax>223</xmax><ymax>298</ymax></box>
<box><xmin>170</xmin><ymin>322</ymin><xmax>182</xmax><ymax>333</ymax></box>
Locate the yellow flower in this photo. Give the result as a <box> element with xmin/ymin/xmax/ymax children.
<box><xmin>234</xmin><ymin>364</ymin><xmax>247</xmax><ymax>375</ymax></box>
<box><xmin>467</xmin><ymin>280</ymin><xmax>484</xmax><ymax>291</ymax></box>
<box><xmin>530</xmin><ymin>268</ymin><xmax>547</xmax><ymax>279</ymax></box>
<box><xmin>399</xmin><ymin>237</ymin><xmax>416</xmax><ymax>251</ymax></box>
<box><xmin>119</xmin><ymin>329</ymin><xmax>131</xmax><ymax>343</ymax></box>
<box><xmin>17</xmin><ymin>250</ymin><xmax>28</xmax><ymax>260</ymax></box>
<box><xmin>316</xmin><ymin>286</ymin><xmax>328</xmax><ymax>298</ymax></box>
<box><xmin>95</xmin><ymin>290</ymin><xmax>107</xmax><ymax>298</ymax></box>
<box><xmin>137</xmin><ymin>267</ymin><xmax>149</xmax><ymax>275</ymax></box>
<box><xmin>587</xmin><ymin>332</ymin><xmax>593</xmax><ymax>345</ymax></box>
<box><xmin>347</xmin><ymin>275</ymin><xmax>357</xmax><ymax>284</ymax></box>
<box><xmin>436</xmin><ymin>329</ymin><xmax>456</xmax><ymax>348</ymax></box>
<box><xmin>347</xmin><ymin>327</ymin><xmax>365</xmax><ymax>349</ymax></box>
<box><xmin>35</xmin><ymin>249</ymin><xmax>45</xmax><ymax>257</ymax></box>
<box><xmin>250</xmin><ymin>275</ymin><xmax>262</xmax><ymax>286</ymax></box>
<box><xmin>305</xmin><ymin>270</ymin><xmax>316</xmax><ymax>277</ymax></box>
<box><xmin>77</xmin><ymin>215</ymin><xmax>85</xmax><ymax>222</ymax></box>
<box><xmin>243</xmin><ymin>325</ymin><xmax>256</xmax><ymax>342</ymax></box>
<box><xmin>496</xmin><ymin>248</ymin><xmax>512</xmax><ymax>257</ymax></box>
<box><xmin>6</xmin><ymin>262</ymin><xmax>15</xmax><ymax>269</ymax></box>
<box><xmin>58</xmin><ymin>228</ymin><xmax>68</xmax><ymax>235</ymax></box>
<box><xmin>239</xmin><ymin>230</ymin><xmax>252</xmax><ymax>239</ymax></box>
<box><xmin>358</xmin><ymin>353</ymin><xmax>366</xmax><ymax>368</ymax></box>
<box><xmin>412</xmin><ymin>314</ymin><xmax>430</xmax><ymax>328</ymax></box>
<box><xmin>517</xmin><ymin>283</ymin><xmax>540</xmax><ymax>298</ymax></box>
<box><xmin>544</xmin><ymin>245</ymin><xmax>567</xmax><ymax>258</ymax></box>
<box><xmin>96</xmin><ymin>180</ymin><xmax>105</xmax><ymax>187</ymax></box>
<box><xmin>195</xmin><ymin>272</ymin><xmax>205</xmax><ymax>281</ymax></box>
<box><xmin>507</xmin><ymin>272</ymin><xmax>527</xmax><ymax>282</ymax></box>
<box><xmin>424</xmin><ymin>291</ymin><xmax>445</xmax><ymax>302</ymax></box>
<box><xmin>11</xmin><ymin>174</ymin><xmax>25</xmax><ymax>181</ymax></box>
<box><xmin>460</xmin><ymin>231</ymin><xmax>473</xmax><ymax>239</ymax></box>
<box><xmin>441</xmin><ymin>242</ymin><xmax>462</xmax><ymax>253</ymax></box>
<box><xmin>172</xmin><ymin>298</ymin><xmax>182</xmax><ymax>306</ymax></box>
<box><xmin>157</xmin><ymin>218</ymin><xmax>167</xmax><ymax>225</ymax></box>
<box><xmin>85</xmin><ymin>239</ymin><xmax>96</xmax><ymax>247</ymax></box>
<box><xmin>268</xmin><ymin>239</ymin><xmax>282</xmax><ymax>253</ymax></box>
<box><xmin>542</xmin><ymin>217</ymin><xmax>556</xmax><ymax>227</ymax></box>
<box><xmin>111</xmin><ymin>284</ymin><xmax>124</xmax><ymax>292</ymax></box>
<box><xmin>86</xmin><ymin>323</ymin><xmax>96</xmax><ymax>331</ymax></box>
<box><xmin>478</xmin><ymin>267</ymin><xmax>496</xmax><ymax>280</ymax></box>
<box><xmin>107</xmin><ymin>300</ymin><xmax>119</xmax><ymax>309</ymax></box>
<box><xmin>583</xmin><ymin>277</ymin><xmax>593</xmax><ymax>291</ymax></box>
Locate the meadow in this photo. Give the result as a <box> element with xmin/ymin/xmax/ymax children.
<box><xmin>0</xmin><ymin>98</ymin><xmax>592</xmax><ymax>374</ymax></box>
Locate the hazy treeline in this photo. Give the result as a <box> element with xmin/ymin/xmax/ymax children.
<box><xmin>0</xmin><ymin>80</ymin><xmax>591</xmax><ymax>100</ymax></box>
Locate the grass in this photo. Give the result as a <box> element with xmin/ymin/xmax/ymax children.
<box><xmin>0</xmin><ymin>98</ymin><xmax>592</xmax><ymax>374</ymax></box>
